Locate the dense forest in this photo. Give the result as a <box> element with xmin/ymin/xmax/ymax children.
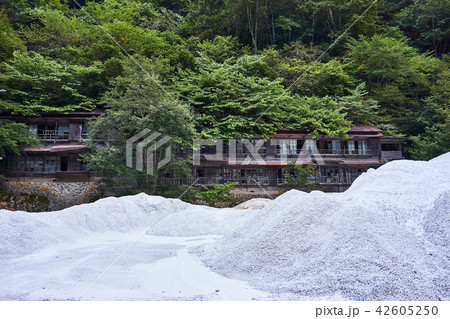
<box><xmin>0</xmin><ymin>0</ymin><xmax>449</xmax><ymax>181</ymax></box>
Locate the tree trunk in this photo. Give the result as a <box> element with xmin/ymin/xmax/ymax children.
<box><xmin>246</xmin><ymin>0</ymin><xmax>258</xmax><ymax>50</ymax></box>
<box><xmin>272</xmin><ymin>14</ymin><xmax>275</xmax><ymax>44</ymax></box>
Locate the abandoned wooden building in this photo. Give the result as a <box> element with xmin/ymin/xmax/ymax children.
<box><xmin>1</xmin><ymin>108</ymin><xmax>403</xmax><ymax>191</ymax></box>
<box><xmin>166</xmin><ymin>124</ymin><xmax>404</xmax><ymax>191</ymax></box>
<box><xmin>0</xmin><ymin>110</ymin><xmax>101</xmax><ymax>181</ymax></box>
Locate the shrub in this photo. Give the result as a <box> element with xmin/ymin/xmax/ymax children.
<box><xmin>284</xmin><ymin>161</ymin><xmax>320</xmax><ymax>191</ymax></box>
<box><xmin>197</xmin><ymin>182</ymin><xmax>238</xmax><ymax>207</ymax></box>
<box><xmin>154</xmin><ymin>184</ymin><xmax>199</xmax><ymax>204</ymax></box>
<box><xmin>0</xmin><ymin>192</ymin><xmax>50</xmax><ymax>212</ymax></box>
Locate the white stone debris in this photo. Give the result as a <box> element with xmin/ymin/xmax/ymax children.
<box><xmin>0</xmin><ymin>153</ymin><xmax>449</xmax><ymax>300</ymax></box>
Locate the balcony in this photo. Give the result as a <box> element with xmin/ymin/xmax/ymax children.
<box><xmin>315</xmin><ymin>148</ymin><xmax>372</xmax><ymax>156</ymax></box>
<box><xmin>156</xmin><ymin>175</ymin><xmax>359</xmax><ymax>187</ymax></box>
<box><xmin>274</xmin><ymin>148</ymin><xmax>372</xmax><ymax>156</ymax></box>
<box><xmin>37</xmin><ymin>130</ymin><xmax>69</xmax><ymax>141</ymax></box>
<box><xmin>197</xmin><ymin>145</ymin><xmax>372</xmax><ymax>158</ymax></box>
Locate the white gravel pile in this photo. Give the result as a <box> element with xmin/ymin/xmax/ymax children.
<box><xmin>0</xmin><ymin>195</ymin><xmax>258</xmax><ymax>261</ymax></box>
<box><xmin>0</xmin><ymin>153</ymin><xmax>448</xmax><ymax>300</ymax></box>
<box><xmin>198</xmin><ymin>154</ymin><xmax>450</xmax><ymax>300</ymax></box>
<box><xmin>234</xmin><ymin>198</ymin><xmax>273</xmax><ymax>210</ymax></box>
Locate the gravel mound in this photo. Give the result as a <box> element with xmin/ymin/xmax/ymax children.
<box><xmin>1</xmin><ymin>153</ymin><xmax>448</xmax><ymax>300</ymax></box>
<box><xmin>197</xmin><ymin>154</ymin><xmax>450</xmax><ymax>300</ymax></box>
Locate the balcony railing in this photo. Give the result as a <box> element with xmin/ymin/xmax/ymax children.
<box><xmin>157</xmin><ymin>175</ymin><xmax>359</xmax><ymax>187</ymax></box>
<box><xmin>199</xmin><ymin>148</ymin><xmax>372</xmax><ymax>157</ymax></box>
<box><xmin>36</xmin><ymin>130</ymin><xmax>89</xmax><ymax>141</ymax></box>
<box><xmin>37</xmin><ymin>130</ymin><xmax>69</xmax><ymax>141</ymax></box>
<box><xmin>274</xmin><ymin>148</ymin><xmax>371</xmax><ymax>156</ymax></box>
<box><xmin>315</xmin><ymin>148</ymin><xmax>371</xmax><ymax>156</ymax></box>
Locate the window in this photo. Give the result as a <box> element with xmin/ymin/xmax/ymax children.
<box><xmin>25</xmin><ymin>158</ymin><xmax>43</xmax><ymax>172</ymax></box>
<box><xmin>280</xmin><ymin>140</ymin><xmax>288</xmax><ymax>155</ymax></box>
<box><xmin>15</xmin><ymin>158</ymin><xmax>26</xmax><ymax>171</ymax></box>
<box><xmin>347</xmin><ymin>140</ymin><xmax>369</xmax><ymax>155</ymax></box>
<box><xmin>331</xmin><ymin>140</ymin><xmax>341</xmax><ymax>154</ymax></box>
<box><xmin>304</xmin><ymin>139</ymin><xmax>316</xmax><ymax>154</ymax></box>
<box><xmin>28</xmin><ymin>124</ymin><xmax>37</xmax><ymax>134</ymax></box>
<box><xmin>346</xmin><ymin>168</ymin><xmax>363</xmax><ymax>182</ymax></box>
<box><xmin>214</xmin><ymin>168</ymin><xmax>223</xmax><ymax>183</ymax></box>
<box><xmin>245</xmin><ymin>168</ymin><xmax>268</xmax><ymax>185</ymax></box>
<box><xmin>358</xmin><ymin>140</ymin><xmax>368</xmax><ymax>155</ymax></box>
<box><xmin>12</xmin><ymin>156</ymin><xmax>64</xmax><ymax>173</ymax></box>
<box><xmin>381</xmin><ymin>143</ymin><xmax>400</xmax><ymax>151</ymax></box>
<box><xmin>348</xmin><ymin>141</ymin><xmax>356</xmax><ymax>155</ymax></box>
<box><xmin>44</xmin><ymin>156</ymin><xmax>59</xmax><ymax>173</ymax></box>
<box><xmin>56</xmin><ymin>124</ymin><xmax>70</xmax><ymax>140</ymax></box>
<box><xmin>34</xmin><ymin>123</ymin><xmax>69</xmax><ymax>140</ymax></box>
<box><xmin>81</xmin><ymin>124</ymin><xmax>90</xmax><ymax>140</ymax></box>
<box><xmin>288</xmin><ymin>140</ymin><xmax>297</xmax><ymax>155</ymax></box>
<box><xmin>320</xmin><ymin>167</ymin><xmax>344</xmax><ymax>183</ymax></box>
<box><xmin>236</xmin><ymin>140</ymin><xmax>244</xmax><ymax>154</ymax></box>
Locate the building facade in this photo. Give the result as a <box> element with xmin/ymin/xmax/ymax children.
<box><xmin>165</xmin><ymin>124</ymin><xmax>404</xmax><ymax>191</ymax></box>
<box><xmin>1</xmin><ymin>111</ymin><xmax>403</xmax><ymax>191</ymax></box>
<box><xmin>1</xmin><ymin>110</ymin><xmax>101</xmax><ymax>181</ymax></box>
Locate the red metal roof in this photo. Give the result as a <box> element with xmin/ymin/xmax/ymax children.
<box><xmin>380</xmin><ymin>136</ymin><xmax>405</xmax><ymax>140</ymax></box>
<box><xmin>340</xmin><ymin>162</ymin><xmax>383</xmax><ymax>165</ymax></box>
<box><xmin>24</xmin><ymin>145</ymin><xmax>88</xmax><ymax>153</ymax></box>
<box><xmin>262</xmin><ymin>162</ymin><xmax>312</xmax><ymax>166</ymax></box>
<box><xmin>349</xmin><ymin>124</ymin><xmax>382</xmax><ymax>133</ymax></box>
<box><xmin>271</xmin><ymin>133</ymin><xmax>309</xmax><ymax>138</ymax></box>
<box><xmin>23</xmin><ymin>147</ymin><xmax>51</xmax><ymax>152</ymax></box>
<box><xmin>348</xmin><ymin>133</ymin><xmax>383</xmax><ymax>137</ymax></box>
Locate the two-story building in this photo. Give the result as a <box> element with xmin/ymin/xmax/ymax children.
<box><xmin>1</xmin><ymin>110</ymin><xmax>101</xmax><ymax>181</ymax></box>
<box><xmin>167</xmin><ymin>124</ymin><xmax>403</xmax><ymax>191</ymax></box>
<box><xmin>1</xmin><ymin>111</ymin><xmax>403</xmax><ymax>191</ymax></box>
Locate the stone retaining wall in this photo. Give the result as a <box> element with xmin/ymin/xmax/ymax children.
<box><xmin>1</xmin><ymin>181</ymin><xmax>101</xmax><ymax>211</ymax></box>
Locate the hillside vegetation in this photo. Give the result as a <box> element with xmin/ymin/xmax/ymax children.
<box><xmin>0</xmin><ymin>0</ymin><xmax>448</xmax><ymax>164</ymax></box>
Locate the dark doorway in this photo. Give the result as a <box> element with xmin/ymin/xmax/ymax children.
<box><xmin>196</xmin><ymin>169</ymin><xmax>204</xmax><ymax>177</ymax></box>
<box><xmin>61</xmin><ymin>156</ymin><xmax>68</xmax><ymax>171</ymax></box>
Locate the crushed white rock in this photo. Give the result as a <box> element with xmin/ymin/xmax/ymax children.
<box><xmin>0</xmin><ymin>153</ymin><xmax>449</xmax><ymax>300</ymax></box>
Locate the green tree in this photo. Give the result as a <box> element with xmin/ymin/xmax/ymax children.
<box><xmin>0</xmin><ymin>10</ymin><xmax>26</xmax><ymax>62</ymax></box>
<box><xmin>409</xmin><ymin>65</ymin><xmax>450</xmax><ymax>159</ymax></box>
<box><xmin>284</xmin><ymin>95</ymin><xmax>351</xmax><ymax>139</ymax></box>
<box><xmin>395</xmin><ymin>0</ymin><xmax>450</xmax><ymax>55</ymax></box>
<box><xmin>176</xmin><ymin>53</ymin><xmax>353</xmax><ymax>139</ymax></box>
<box><xmin>0</xmin><ymin>51</ymin><xmax>101</xmax><ymax>115</ymax></box>
<box><xmin>410</xmin><ymin>113</ymin><xmax>450</xmax><ymax>160</ymax></box>
<box><xmin>295</xmin><ymin>0</ymin><xmax>384</xmax><ymax>50</ymax></box>
<box><xmin>175</xmin><ymin>55</ymin><xmax>289</xmax><ymax>139</ymax></box>
<box><xmin>345</xmin><ymin>33</ymin><xmax>443</xmax><ymax>131</ymax></box>
<box><xmin>84</xmin><ymin>57</ymin><xmax>195</xmax><ymax>193</ymax></box>
<box><xmin>197</xmin><ymin>182</ymin><xmax>238</xmax><ymax>207</ymax></box>
<box><xmin>0</xmin><ymin>120</ymin><xmax>39</xmax><ymax>158</ymax></box>
<box><xmin>284</xmin><ymin>161</ymin><xmax>319</xmax><ymax>191</ymax></box>
<box><xmin>197</xmin><ymin>36</ymin><xmax>247</xmax><ymax>63</ymax></box>
<box><xmin>277</xmin><ymin>58</ymin><xmax>355</xmax><ymax>97</ymax></box>
<box><xmin>336</xmin><ymin>83</ymin><xmax>379</xmax><ymax>124</ymax></box>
